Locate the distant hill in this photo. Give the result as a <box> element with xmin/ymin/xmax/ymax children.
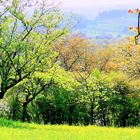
<box><xmin>74</xmin><ymin>9</ymin><xmax>137</xmax><ymax>42</ymax></box>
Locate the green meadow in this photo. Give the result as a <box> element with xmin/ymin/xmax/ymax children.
<box><xmin>0</xmin><ymin>119</ymin><xmax>140</xmax><ymax>140</ymax></box>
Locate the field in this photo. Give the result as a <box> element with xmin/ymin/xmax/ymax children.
<box><xmin>0</xmin><ymin>119</ymin><xmax>139</xmax><ymax>140</ymax></box>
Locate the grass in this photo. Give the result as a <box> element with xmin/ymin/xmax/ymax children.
<box><xmin>0</xmin><ymin>119</ymin><xmax>140</xmax><ymax>140</ymax></box>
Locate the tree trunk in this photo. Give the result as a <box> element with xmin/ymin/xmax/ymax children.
<box><xmin>0</xmin><ymin>92</ymin><xmax>4</xmax><ymax>99</ymax></box>
<box><xmin>121</xmin><ymin>113</ymin><xmax>127</xmax><ymax>127</ymax></box>
<box><xmin>90</xmin><ymin>103</ymin><xmax>94</xmax><ymax>125</ymax></box>
<box><xmin>68</xmin><ymin>105</ymin><xmax>74</xmax><ymax>125</ymax></box>
<box><xmin>22</xmin><ymin>102</ymin><xmax>28</xmax><ymax>122</ymax></box>
<box><xmin>102</xmin><ymin>109</ymin><xmax>106</xmax><ymax>126</ymax></box>
<box><xmin>0</xmin><ymin>86</ymin><xmax>5</xmax><ymax>99</ymax></box>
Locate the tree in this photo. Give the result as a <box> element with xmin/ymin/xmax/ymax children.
<box><xmin>54</xmin><ymin>34</ymin><xmax>95</xmax><ymax>72</ymax></box>
<box><xmin>128</xmin><ymin>9</ymin><xmax>140</xmax><ymax>45</ymax></box>
<box><xmin>108</xmin><ymin>72</ymin><xmax>140</xmax><ymax>127</ymax></box>
<box><xmin>19</xmin><ymin>77</ymin><xmax>54</xmax><ymax>122</ymax></box>
<box><xmin>0</xmin><ymin>0</ymin><xmax>68</xmax><ymax>99</ymax></box>
<box><xmin>33</xmin><ymin>67</ymin><xmax>80</xmax><ymax>125</ymax></box>
<box><xmin>75</xmin><ymin>69</ymin><xmax>112</xmax><ymax>125</ymax></box>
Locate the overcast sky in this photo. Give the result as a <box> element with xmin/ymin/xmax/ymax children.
<box><xmin>58</xmin><ymin>0</ymin><xmax>140</xmax><ymax>8</ymax></box>
<box><xmin>54</xmin><ymin>0</ymin><xmax>140</xmax><ymax>18</ymax></box>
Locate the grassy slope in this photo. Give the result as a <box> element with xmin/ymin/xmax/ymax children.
<box><xmin>0</xmin><ymin>119</ymin><xmax>140</xmax><ymax>140</ymax></box>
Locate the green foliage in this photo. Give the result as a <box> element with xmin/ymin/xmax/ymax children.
<box><xmin>0</xmin><ymin>0</ymin><xmax>68</xmax><ymax>99</ymax></box>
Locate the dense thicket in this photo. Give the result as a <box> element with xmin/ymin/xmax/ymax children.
<box><xmin>0</xmin><ymin>0</ymin><xmax>140</xmax><ymax>127</ymax></box>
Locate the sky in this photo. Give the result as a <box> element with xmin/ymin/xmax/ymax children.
<box><xmin>58</xmin><ymin>0</ymin><xmax>140</xmax><ymax>9</ymax></box>
<box><xmin>54</xmin><ymin>0</ymin><xmax>140</xmax><ymax>18</ymax></box>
